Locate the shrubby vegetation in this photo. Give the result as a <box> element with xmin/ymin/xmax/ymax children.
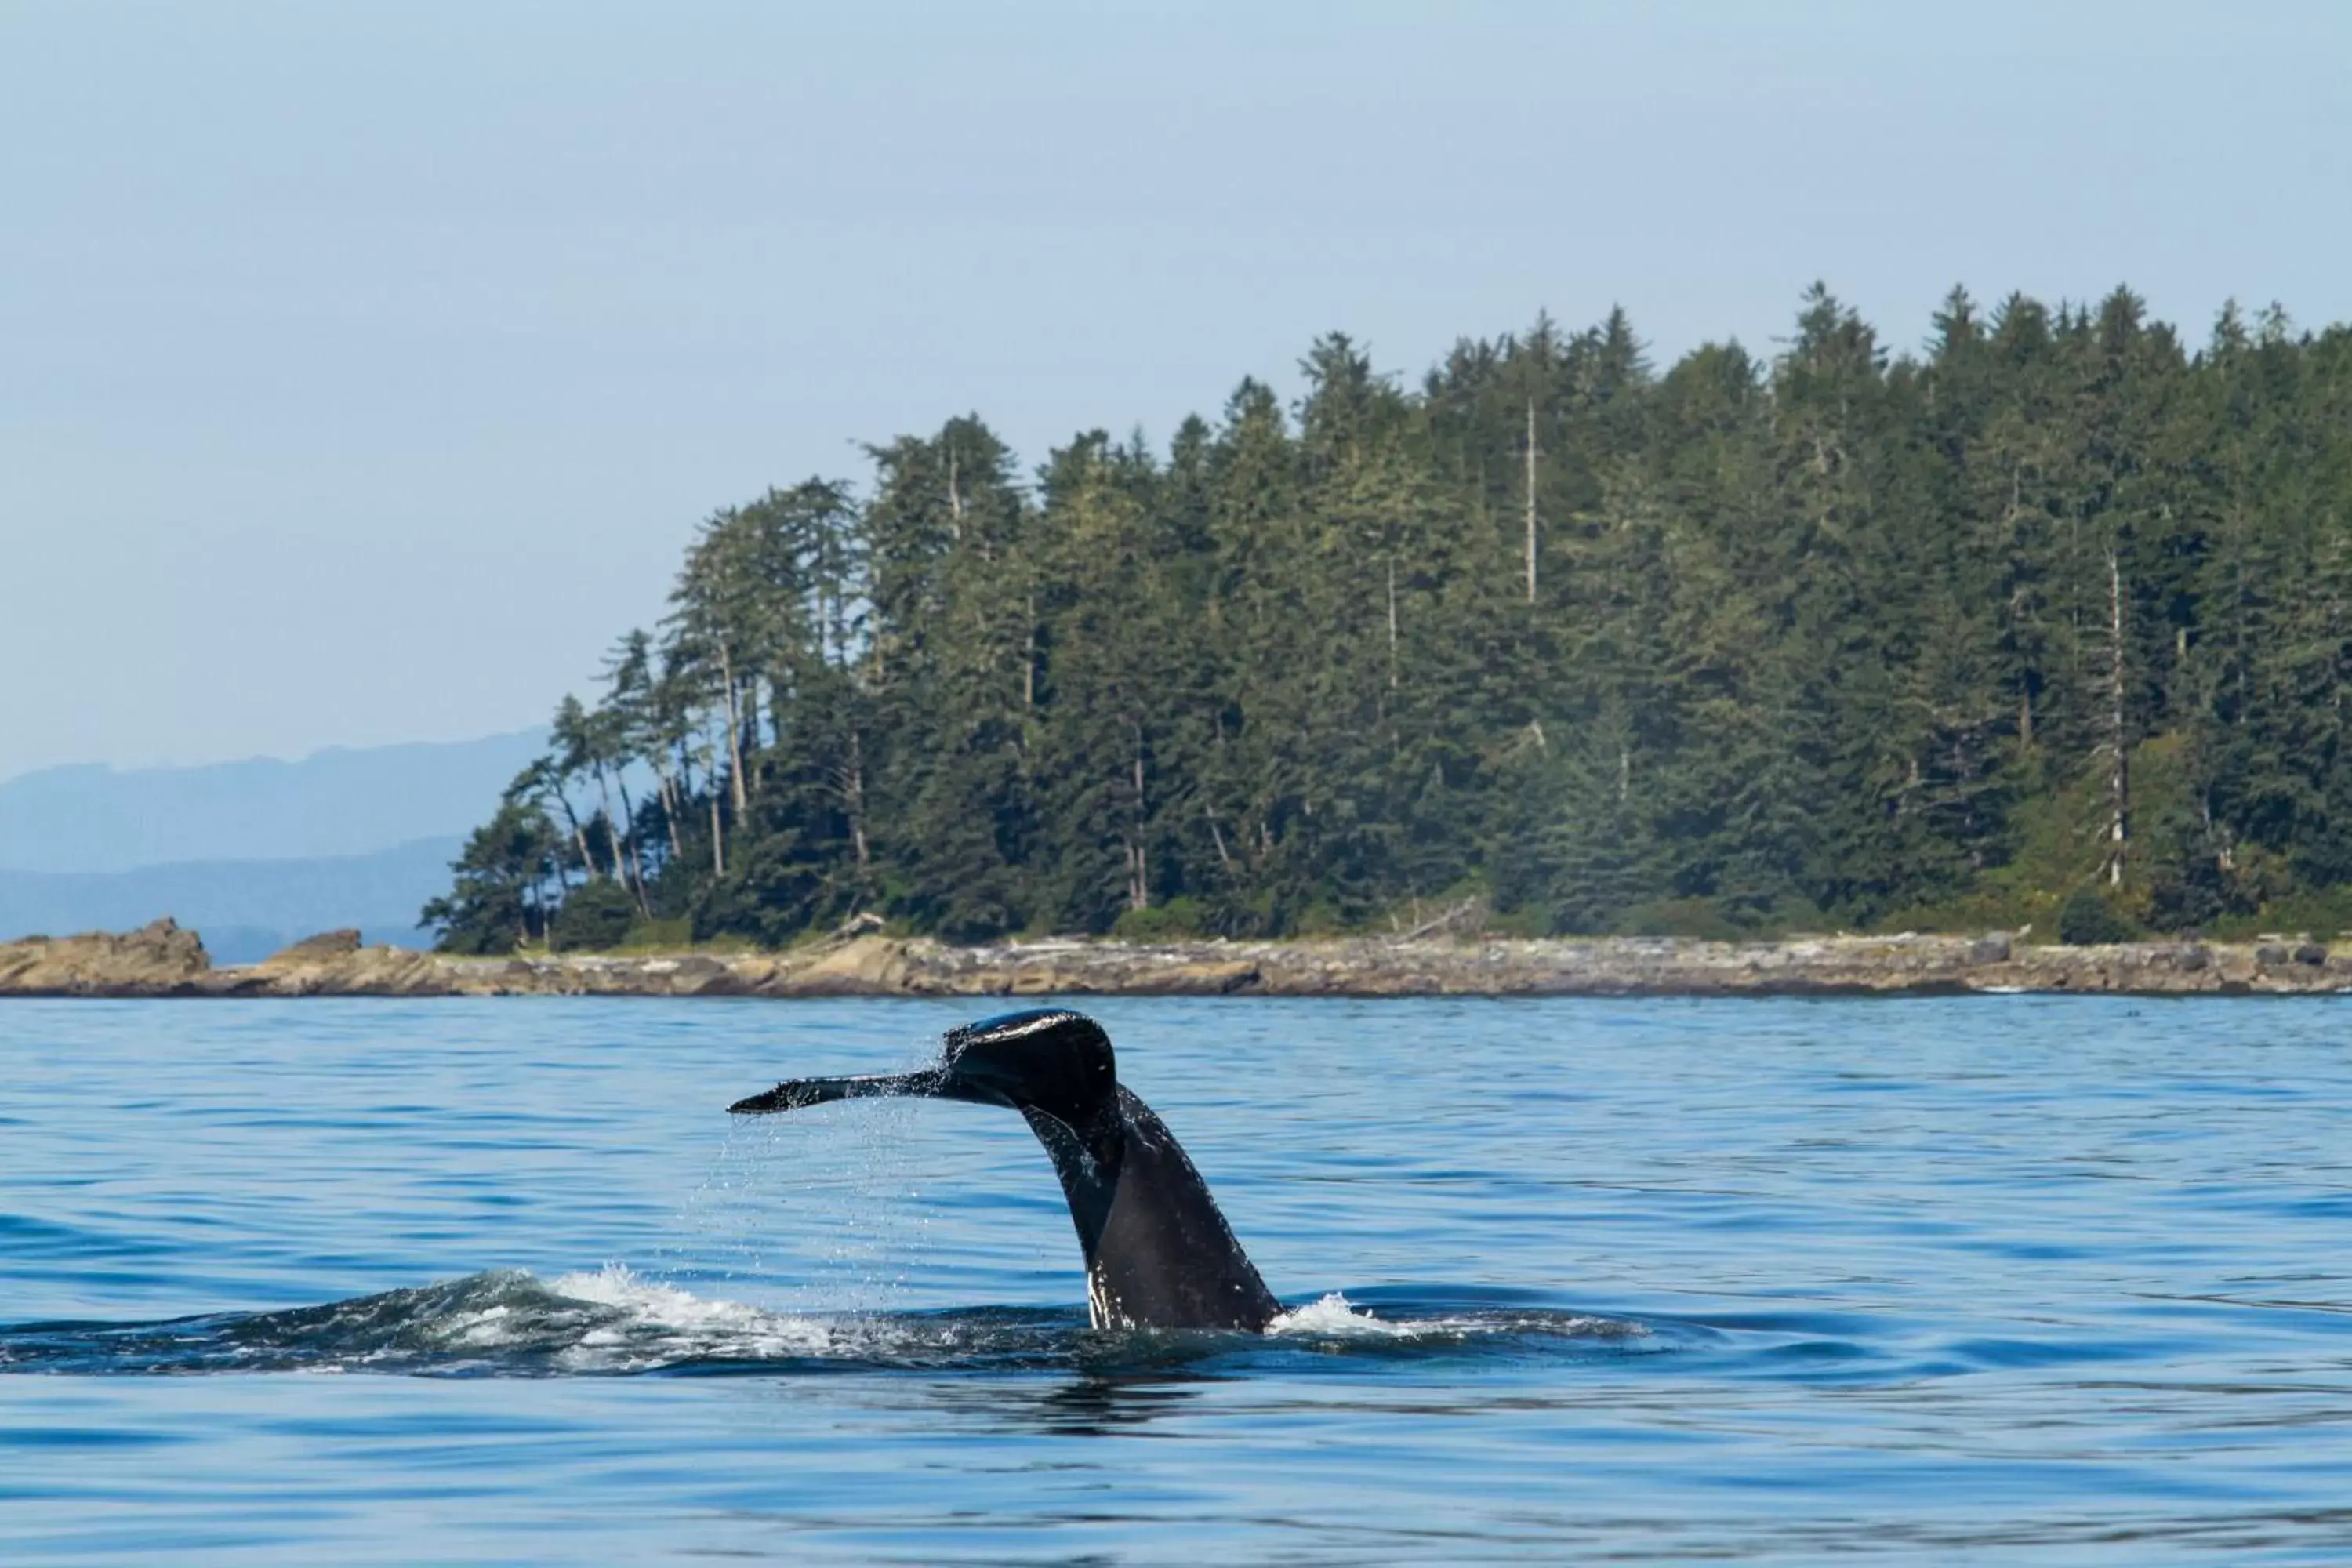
<box><xmin>424</xmin><ymin>287</ymin><xmax>2352</xmax><ymax>953</ymax></box>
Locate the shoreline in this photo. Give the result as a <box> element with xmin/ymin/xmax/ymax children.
<box><xmin>2</xmin><ymin>920</ymin><xmax>2347</xmax><ymax>1000</ymax></box>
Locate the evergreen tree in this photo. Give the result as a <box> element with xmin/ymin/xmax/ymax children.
<box><xmin>433</xmin><ymin>289</ymin><xmax>2352</xmax><ymax>949</ymax></box>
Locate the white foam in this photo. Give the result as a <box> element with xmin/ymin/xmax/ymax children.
<box><xmin>549</xmin><ymin>1263</ymin><xmax>837</xmax><ymax>1370</ymax></box>
<box><xmin>1268</xmin><ymin>1292</ymin><xmax>1414</xmax><ymax>1338</ymax></box>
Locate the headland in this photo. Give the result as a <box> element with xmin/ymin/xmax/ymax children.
<box><xmin>2</xmin><ymin>920</ymin><xmax>2345</xmax><ymax>999</ymax></box>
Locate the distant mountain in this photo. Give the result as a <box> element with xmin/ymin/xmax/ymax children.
<box><xmin>0</xmin><ymin>837</ymin><xmax>464</xmax><ymax>964</ymax></box>
<box><xmin>0</xmin><ymin>731</ymin><xmax>545</xmax><ymax>874</ymax></box>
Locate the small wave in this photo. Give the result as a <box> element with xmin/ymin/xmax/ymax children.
<box><xmin>1269</xmin><ymin>1290</ymin><xmax>1645</xmax><ymax>1345</ymax></box>
<box><xmin>0</xmin><ymin>1272</ymin><xmax>1652</xmax><ymax>1377</ymax></box>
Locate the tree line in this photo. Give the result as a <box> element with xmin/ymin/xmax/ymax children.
<box><xmin>425</xmin><ymin>285</ymin><xmax>2352</xmax><ymax>952</ymax></box>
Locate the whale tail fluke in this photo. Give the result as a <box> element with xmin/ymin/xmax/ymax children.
<box><xmin>728</xmin><ymin>1069</ymin><xmax>942</xmax><ymax>1115</ymax></box>
<box><xmin>728</xmin><ymin>1008</ymin><xmax>1279</xmax><ymax>1333</ymax></box>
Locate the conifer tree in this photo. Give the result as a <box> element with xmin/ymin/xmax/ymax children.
<box><xmin>428</xmin><ymin>289</ymin><xmax>2352</xmax><ymax>952</ymax></box>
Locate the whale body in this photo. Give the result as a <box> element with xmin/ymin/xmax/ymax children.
<box><xmin>729</xmin><ymin>1007</ymin><xmax>1280</xmax><ymax>1331</ymax></box>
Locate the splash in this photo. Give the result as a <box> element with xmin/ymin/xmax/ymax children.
<box><xmin>548</xmin><ymin>1264</ymin><xmax>836</xmax><ymax>1371</ymax></box>
<box><xmin>1269</xmin><ymin>1292</ymin><xmax>1398</xmax><ymax>1335</ymax></box>
<box><xmin>670</xmin><ymin>1029</ymin><xmax>941</xmax><ymax>1315</ymax></box>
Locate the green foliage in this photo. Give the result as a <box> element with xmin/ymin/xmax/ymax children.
<box><xmin>550</xmin><ymin>880</ymin><xmax>637</xmax><ymax>952</ymax></box>
<box><xmin>2058</xmin><ymin>885</ymin><xmax>2140</xmax><ymax>946</ymax></box>
<box><xmin>2207</xmin><ymin>884</ymin><xmax>2352</xmax><ymax>941</ymax></box>
<box><xmin>1112</xmin><ymin>897</ymin><xmax>1208</xmax><ymax>942</ymax></box>
<box><xmin>422</xmin><ymin>799</ymin><xmax>561</xmax><ymax>954</ymax></box>
<box><xmin>1617</xmin><ymin>898</ymin><xmax>1749</xmax><ymax>942</ymax></box>
<box><xmin>619</xmin><ymin>916</ymin><xmax>694</xmax><ymax>949</ymax></box>
<box><xmin>431</xmin><ymin>292</ymin><xmax>2352</xmax><ymax>949</ymax></box>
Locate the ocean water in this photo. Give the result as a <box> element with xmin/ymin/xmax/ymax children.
<box><xmin>3</xmin><ymin>996</ymin><xmax>2350</xmax><ymax>1564</ymax></box>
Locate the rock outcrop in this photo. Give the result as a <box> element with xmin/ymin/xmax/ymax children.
<box><xmin>5</xmin><ymin>924</ymin><xmax>2350</xmax><ymax>999</ymax></box>
<box><xmin>221</xmin><ymin>933</ymin><xmax>448</xmax><ymax>996</ymax></box>
<box><xmin>0</xmin><ymin>918</ymin><xmax>212</xmax><ymax>995</ymax></box>
<box><xmin>260</xmin><ymin>929</ymin><xmax>363</xmax><ymax>964</ymax></box>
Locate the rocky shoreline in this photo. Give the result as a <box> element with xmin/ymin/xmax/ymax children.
<box><xmin>2</xmin><ymin>919</ymin><xmax>2349</xmax><ymax>1000</ymax></box>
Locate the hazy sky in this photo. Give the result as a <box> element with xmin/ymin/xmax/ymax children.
<box><xmin>5</xmin><ymin>0</ymin><xmax>2346</xmax><ymax>782</ymax></box>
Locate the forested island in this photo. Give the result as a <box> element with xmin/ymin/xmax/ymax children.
<box><xmin>424</xmin><ymin>287</ymin><xmax>2352</xmax><ymax>956</ymax></box>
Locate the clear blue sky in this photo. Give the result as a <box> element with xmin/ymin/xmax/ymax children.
<box><xmin>4</xmin><ymin>0</ymin><xmax>2345</xmax><ymax>782</ymax></box>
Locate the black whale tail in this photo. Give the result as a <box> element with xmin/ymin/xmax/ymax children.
<box><xmin>730</xmin><ymin>1008</ymin><xmax>1279</xmax><ymax>1333</ymax></box>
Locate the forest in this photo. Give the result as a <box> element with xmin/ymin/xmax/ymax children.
<box><xmin>424</xmin><ymin>285</ymin><xmax>2352</xmax><ymax>953</ymax></box>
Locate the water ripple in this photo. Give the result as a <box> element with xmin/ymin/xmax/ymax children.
<box><xmin>5</xmin><ymin>995</ymin><xmax>2352</xmax><ymax>1563</ymax></box>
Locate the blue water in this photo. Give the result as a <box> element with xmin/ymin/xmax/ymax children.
<box><xmin>4</xmin><ymin>997</ymin><xmax>2350</xmax><ymax>1563</ymax></box>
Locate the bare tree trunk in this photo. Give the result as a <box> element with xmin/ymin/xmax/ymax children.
<box><xmin>2106</xmin><ymin>548</ymin><xmax>2129</xmax><ymax>887</ymax></box>
<box><xmin>717</xmin><ymin>642</ymin><xmax>749</xmax><ymax>815</ymax></box>
<box><xmin>845</xmin><ymin>728</ymin><xmax>873</xmax><ymax>876</ymax></box>
<box><xmin>590</xmin><ymin>764</ymin><xmax>625</xmax><ymax>884</ymax></box>
<box><xmin>614</xmin><ymin>772</ymin><xmax>651</xmax><ymax>916</ymax></box>
<box><xmin>1205</xmin><ymin>805</ymin><xmax>1233</xmax><ymax>873</ymax></box>
<box><xmin>1523</xmin><ymin>398</ymin><xmax>1538</xmax><ymax>604</ymax></box>
<box><xmin>1128</xmin><ymin>723</ymin><xmax>1149</xmax><ymax>912</ymax></box>
<box><xmin>946</xmin><ymin>445</ymin><xmax>964</xmax><ymax>539</ymax></box>
<box><xmin>1024</xmin><ymin>592</ymin><xmax>1036</xmax><ymax>709</ymax></box>
<box><xmin>652</xmin><ymin>760</ymin><xmax>684</xmax><ymax>861</ymax></box>
<box><xmin>551</xmin><ymin>788</ymin><xmax>592</xmax><ymax>887</ymax></box>
<box><xmin>704</xmin><ymin>723</ymin><xmax>729</xmax><ymax>880</ymax></box>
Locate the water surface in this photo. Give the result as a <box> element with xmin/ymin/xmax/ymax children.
<box><xmin>4</xmin><ymin>996</ymin><xmax>2350</xmax><ymax>1563</ymax></box>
